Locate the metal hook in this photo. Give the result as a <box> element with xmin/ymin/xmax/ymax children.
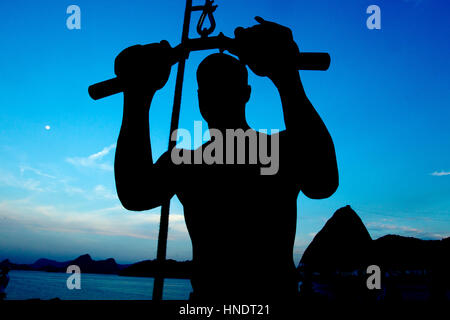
<box><xmin>192</xmin><ymin>0</ymin><xmax>218</xmax><ymax>38</ymax></box>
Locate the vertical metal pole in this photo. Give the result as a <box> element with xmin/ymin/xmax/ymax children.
<box><xmin>153</xmin><ymin>0</ymin><xmax>193</xmax><ymax>302</ymax></box>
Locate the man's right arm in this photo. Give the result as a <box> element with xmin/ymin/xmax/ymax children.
<box><xmin>114</xmin><ymin>42</ymin><xmax>174</xmax><ymax>211</ymax></box>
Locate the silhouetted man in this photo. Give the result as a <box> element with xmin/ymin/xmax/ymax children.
<box><xmin>114</xmin><ymin>18</ymin><xmax>338</xmax><ymax>302</ymax></box>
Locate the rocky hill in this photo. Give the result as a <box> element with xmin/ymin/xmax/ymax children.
<box><xmin>300</xmin><ymin>205</ymin><xmax>373</xmax><ymax>272</ymax></box>
<box><xmin>299</xmin><ymin>205</ymin><xmax>450</xmax><ymax>274</ymax></box>
<box><xmin>0</xmin><ymin>254</ymin><xmax>129</xmax><ymax>275</ymax></box>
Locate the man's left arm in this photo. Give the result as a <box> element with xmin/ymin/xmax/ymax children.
<box><xmin>270</xmin><ymin>69</ymin><xmax>338</xmax><ymax>199</ymax></box>
<box><xmin>234</xmin><ymin>17</ymin><xmax>338</xmax><ymax>198</ymax></box>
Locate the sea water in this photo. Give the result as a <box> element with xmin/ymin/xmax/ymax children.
<box><xmin>4</xmin><ymin>270</ymin><xmax>192</xmax><ymax>300</ymax></box>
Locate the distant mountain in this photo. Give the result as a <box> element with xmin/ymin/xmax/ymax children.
<box><xmin>298</xmin><ymin>205</ymin><xmax>450</xmax><ymax>301</ymax></box>
<box><xmin>0</xmin><ymin>255</ymin><xmax>191</xmax><ymax>278</ymax></box>
<box><xmin>30</xmin><ymin>258</ymin><xmax>69</xmax><ymax>270</ymax></box>
<box><xmin>372</xmin><ymin>234</ymin><xmax>450</xmax><ymax>271</ymax></box>
<box><xmin>119</xmin><ymin>259</ymin><xmax>192</xmax><ymax>279</ymax></box>
<box><xmin>300</xmin><ymin>205</ymin><xmax>373</xmax><ymax>272</ymax></box>
<box><xmin>69</xmin><ymin>254</ymin><xmax>120</xmax><ymax>274</ymax></box>
<box><xmin>0</xmin><ymin>259</ymin><xmax>32</xmax><ymax>271</ymax></box>
<box><xmin>299</xmin><ymin>205</ymin><xmax>450</xmax><ymax>274</ymax></box>
<box><xmin>0</xmin><ymin>254</ymin><xmax>130</xmax><ymax>275</ymax></box>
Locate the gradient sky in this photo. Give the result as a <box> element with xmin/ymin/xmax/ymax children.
<box><xmin>0</xmin><ymin>0</ymin><xmax>449</xmax><ymax>265</ymax></box>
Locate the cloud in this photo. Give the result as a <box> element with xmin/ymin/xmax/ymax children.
<box><xmin>0</xmin><ymin>166</ymin><xmax>93</xmax><ymax>200</ymax></box>
<box><xmin>0</xmin><ymin>198</ymin><xmax>188</xmax><ymax>241</ymax></box>
<box><xmin>0</xmin><ymin>169</ymin><xmax>44</xmax><ymax>192</ymax></box>
<box><xmin>431</xmin><ymin>171</ymin><xmax>450</xmax><ymax>176</ymax></box>
<box><xmin>66</xmin><ymin>144</ymin><xmax>116</xmax><ymax>171</ymax></box>
<box><xmin>19</xmin><ymin>166</ymin><xmax>56</xmax><ymax>179</ymax></box>
<box><xmin>93</xmin><ymin>184</ymin><xmax>117</xmax><ymax>200</ymax></box>
<box><xmin>89</xmin><ymin>144</ymin><xmax>116</xmax><ymax>161</ymax></box>
<box><xmin>367</xmin><ymin>222</ymin><xmax>421</xmax><ymax>233</ymax></box>
<box><xmin>63</xmin><ymin>184</ymin><xmax>86</xmax><ymax>196</ymax></box>
<box><xmin>65</xmin><ymin>184</ymin><xmax>118</xmax><ymax>201</ymax></box>
<box><xmin>1</xmin><ymin>163</ymin><xmax>122</xmax><ymax>204</ymax></box>
<box><xmin>366</xmin><ymin>221</ymin><xmax>449</xmax><ymax>240</ymax></box>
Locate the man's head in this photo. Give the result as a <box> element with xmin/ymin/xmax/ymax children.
<box><xmin>197</xmin><ymin>53</ymin><xmax>251</xmax><ymax>129</ymax></box>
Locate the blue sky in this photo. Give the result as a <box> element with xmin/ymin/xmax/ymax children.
<box><xmin>0</xmin><ymin>0</ymin><xmax>449</xmax><ymax>264</ymax></box>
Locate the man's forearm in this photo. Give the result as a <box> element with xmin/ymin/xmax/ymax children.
<box><xmin>119</xmin><ymin>93</ymin><xmax>153</xmax><ymax>155</ymax></box>
<box><xmin>270</xmin><ymin>69</ymin><xmax>332</xmax><ymax>144</ymax></box>
<box><xmin>270</xmin><ymin>69</ymin><xmax>338</xmax><ymax>197</ymax></box>
<box><xmin>114</xmin><ymin>92</ymin><xmax>155</xmax><ymax>198</ymax></box>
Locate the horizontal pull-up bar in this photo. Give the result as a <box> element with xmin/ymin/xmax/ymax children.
<box><xmin>88</xmin><ymin>33</ymin><xmax>330</xmax><ymax>100</ymax></box>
